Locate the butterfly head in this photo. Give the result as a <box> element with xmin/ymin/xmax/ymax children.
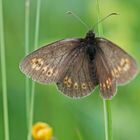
<box><xmin>86</xmin><ymin>30</ymin><xmax>95</xmax><ymax>39</ymax></box>
<box><xmin>85</xmin><ymin>30</ymin><xmax>96</xmax><ymax>44</ymax></box>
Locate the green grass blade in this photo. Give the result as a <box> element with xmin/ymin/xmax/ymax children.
<box><xmin>0</xmin><ymin>0</ymin><xmax>10</xmax><ymax>140</ymax></box>
<box><xmin>25</xmin><ymin>0</ymin><xmax>31</xmax><ymax>125</ymax></box>
<box><xmin>103</xmin><ymin>100</ymin><xmax>112</xmax><ymax>140</ymax></box>
<box><xmin>96</xmin><ymin>0</ymin><xmax>113</xmax><ymax>140</ymax></box>
<box><xmin>28</xmin><ymin>0</ymin><xmax>42</xmax><ymax>140</ymax></box>
<box><xmin>34</xmin><ymin>0</ymin><xmax>42</xmax><ymax>50</ymax></box>
<box><xmin>96</xmin><ymin>0</ymin><xmax>103</xmax><ymax>36</ymax></box>
<box><xmin>76</xmin><ymin>128</ymin><xmax>84</xmax><ymax>140</ymax></box>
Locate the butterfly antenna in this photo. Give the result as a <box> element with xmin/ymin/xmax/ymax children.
<box><xmin>66</xmin><ymin>11</ymin><xmax>90</xmax><ymax>30</ymax></box>
<box><xmin>92</xmin><ymin>13</ymin><xmax>119</xmax><ymax>30</ymax></box>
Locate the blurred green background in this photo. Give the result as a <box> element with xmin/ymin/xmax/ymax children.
<box><xmin>0</xmin><ymin>0</ymin><xmax>140</xmax><ymax>140</ymax></box>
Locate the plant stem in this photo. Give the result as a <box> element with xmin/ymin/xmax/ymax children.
<box><xmin>103</xmin><ymin>100</ymin><xmax>112</xmax><ymax>140</ymax></box>
<box><xmin>0</xmin><ymin>0</ymin><xmax>10</xmax><ymax>140</ymax></box>
<box><xmin>25</xmin><ymin>0</ymin><xmax>30</xmax><ymax>125</ymax></box>
<box><xmin>96</xmin><ymin>0</ymin><xmax>103</xmax><ymax>36</ymax></box>
<box><xmin>76</xmin><ymin>128</ymin><xmax>84</xmax><ymax>140</ymax></box>
<box><xmin>96</xmin><ymin>0</ymin><xmax>113</xmax><ymax>140</ymax></box>
<box><xmin>28</xmin><ymin>0</ymin><xmax>41</xmax><ymax>140</ymax></box>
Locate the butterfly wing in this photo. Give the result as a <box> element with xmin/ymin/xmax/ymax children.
<box><xmin>57</xmin><ymin>46</ymin><xmax>97</xmax><ymax>98</ymax></box>
<box><xmin>96</xmin><ymin>48</ymin><xmax>116</xmax><ymax>99</ymax></box>
<box><xmin>19</xmin><ymin>39</ymin><xmax>82</xmax><ymax>84</ymax></box>
<box><xmin>96</xmin><ymin>37</ymin><xmax>138</xmax><ymax>85</ymax></box>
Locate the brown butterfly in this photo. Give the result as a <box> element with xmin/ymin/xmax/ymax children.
<box><xmin>19</xmin><ymin>29</ymin><xmax>138</xmax><ymax>99</ymax></box>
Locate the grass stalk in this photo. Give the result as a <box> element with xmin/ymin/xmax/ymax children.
<box><xmin>0</xmin><ymin>0</ymin><xmax>10</xmax><ymax>140</ymax></box>
<box><xmin>96</xmin><ymin>0</ymin><xmax>103</xmax><ymax>36</ymax></box>
<box><xmin>27</xmin><ymin>0</ymin><xmax>41</xmax><ymax>140</ymax></box>
<box><xmin>96</xmin><ymin>0</ymin><xmax>113</xmax><ymax>140</ymax></box>
<box><xmin>25</xmin><ymin>0</ymin><xmax>31</xmax><ymax>125</ymax></box>
<box><xmin>76</xmin><ymin>128</ymin><xmax>84</xmax><ymax>140</ymax></box>
<box><xmin>103</xmin><ymin>100</ymin><xmax>112</xmax><ymax>140</ymax></box>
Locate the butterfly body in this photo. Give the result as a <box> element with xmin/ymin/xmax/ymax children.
<box><xmin>20</xmin><ymin>30</ymin><xmax>138</xmax><ymax>99</ymax></box>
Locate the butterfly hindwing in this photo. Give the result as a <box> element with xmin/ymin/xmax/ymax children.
<box><xmin>57</xmin><ymin>47</ymin><xmax>97</xmax><ymax>98</ymax></box>
<box><xmin>96</xmin><ymin>48</ymin><xmax>116</xmax><ymax>99</ymax></box>
<box><xmin>96</xmin><ymin>37</ymin><xmax>138</xmax><ymax>85</ymax></box>
<box><xmin>20</xmin><ymin>39</ymin><xmax>81</xmax><ymax>84</ymax></box>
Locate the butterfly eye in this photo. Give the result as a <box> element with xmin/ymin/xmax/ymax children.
<box><xmin>30</xmin><ymin>58</ymin><xmax>44</xmax><ymax>70</ymax></box>
<box><xmin>81</xmin><ymin>83</ymin><xmax>87</xmax><ymax>89</ymax></box>
<box><xmin>63</xmin><ymin>76</ymin><xmax>73</xmax><ymax>88</ymax></box>
<box><xmin>63</xmin><ymin>76</ymin><xmax>68</xmax><ymax>84</ymax></box>
<box><xmin>67</xmin><ymin>78</ymin><xmax>73</xmax><ymax>88</ymax></box>
<box><xmin>42</xmin><ymin>65</ymin><xmax>49</xmax><ymax>73</ymax></box>
<box><xmin>46</xmin><ymin>68</ymin><xmax>54</xmax><ymax>77</ymax></box>
<box><xmin>73</xmin><ymin>82</ymin><xmax>79</xmax><ymax>89</ymax></box>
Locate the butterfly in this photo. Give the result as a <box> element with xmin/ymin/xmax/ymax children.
<box><xmin>19</xmin><ymin>30</ymin><xmax>138</xmax><ymax>99</ymax></box>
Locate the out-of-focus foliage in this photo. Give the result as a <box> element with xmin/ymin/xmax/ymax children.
<box><xmin>0</xmin><ymin>0</ymin><xmax>140</xmax><ymax>140</ymax></box>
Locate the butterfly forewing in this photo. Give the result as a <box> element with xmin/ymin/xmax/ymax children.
<box><xmin>96</xmin><ymin>38</ymin><xmax>138</xmax><ymax>85</ymax></box>
<box><xmin>57</xmin><ymin>47</ymin><xmax>97</xmax><ymax>98</ymax></box>
<box><xmin>96</xmin><ymin>48</ymin><xmax>116</xmax><ymax>99</ymax></box>
<box><xmin>20</xmin><ymin>39</ymin><xmax>81</xmax><ymax>84</ymax></box>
